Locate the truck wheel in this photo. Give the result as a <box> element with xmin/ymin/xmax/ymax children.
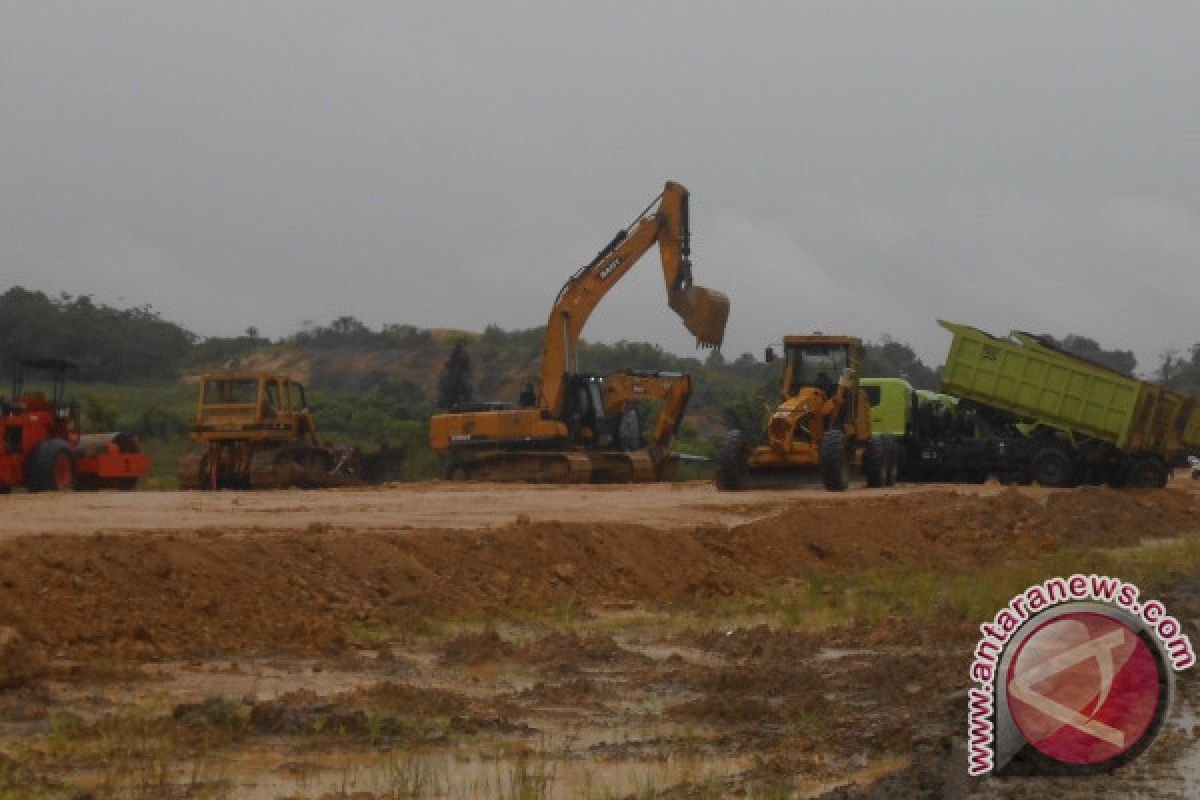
<box><xmin>1031</xmin><ymin>448</ymin><xmax>1074</xmax><ymax>488</ymax></box>
<box><xmin>1127</xmin><ymin>457</ymin><xmax>1167</xmax><ymax>489</ymax></box>
<box><xmin>884</xmin><ymin>437</ymin><xmax>899</xmax><ymax>486</ymax></box>
<box><xmin>715</xmin><ymin>430</ymin><xmax>749</xmax><ymax>491</ymax></box>
<box><xmin>916</xmin><ymin>403</ymin><xmax>936</xmax><ymax>439</ymax></box>
<box><xmin>963</xmin><ymin>467</ymin><xmax>990</xmax><ymax>484</ymax></box>
<box><xmin>819</xmin><ymin>429</ymin><xmax>851</xmax><ymax>492</ymax></box>
<box><xmin>1104</xmin><ymin>463</ymin><xmax>1128</xmax><ymax>488</ymax></box>
<box><xmin>863</xmin><ymin>436</ymin><xmax>886</xmax><ymax>488</ymax></box>
<box><xmin>27</xmin><ymin>439</ymin><xmax>76</xmax><ymax>492</ymax></box>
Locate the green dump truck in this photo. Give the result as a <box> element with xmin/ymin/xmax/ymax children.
<box><xmin>926</xmin><ymin>320</ymin><xmax>1200</xmax><ymax>488</ymax></box>
<box><xmin>861</xmin><ymin>377</ymin><xmax>983</xmax><ymax>482</ymax></box>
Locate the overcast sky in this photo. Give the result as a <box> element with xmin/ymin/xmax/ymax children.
<box><xmin>2</xmin><ymin>3</ymin><xmax>1197</xmax><ymax>371</ymax></box>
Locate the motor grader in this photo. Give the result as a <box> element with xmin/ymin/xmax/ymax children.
<box><xmin>429</xmin><ymin>180</ymin><xmax>729</xmax><ymax>483</ymax></box>
<box><xmin>178</xmin><ymin>372</ymin><xmax>364</xmax><ymax>489</ymax></box>
<box><xmin>715</xmin><ymin>335</ymin><xmax>898</xmax><ymax>491</ymax></box>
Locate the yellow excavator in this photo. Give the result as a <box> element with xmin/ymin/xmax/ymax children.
<box><xmin>429</xmin><ymin>180</ymin><xmax>729</xmax><ymax>483</ymax></box>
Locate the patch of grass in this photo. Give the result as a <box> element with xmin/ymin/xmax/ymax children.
<box><xmin>379</xmin><ymin>754</ymin><xmax>445</xmax><ymax>798</ymax></box>
<box><xmin>347</xmin><ymin>622</ymin><xmax>392</xmax><ymax>648</ymax></box>
<box><xmin>172</xmin><ymin>696</ymin><xmax>252</xmax><ymax>742</ymax></box>
<box><xmin>748</xmin><ymin>779</ymin><xmax>795</xmax><ymax>800</ymax></box>
<box><xmin>551</xmin><ymin>594</ymin><xmax>579</xmax><ymax>632</ymax></box>
<box><xmin>788</xmin><ymin>705</ymin><xmax>829</xmax><ymax>739</ymax></box>
<box><xmin>46</xmin><ymin>713</ymin><xmax>83</xmax><ymax>760</ymax></box>
<box><xmin>500</xmin><ymin>753</ymin><xmax>553</xmax><ymax>800</ymax></box>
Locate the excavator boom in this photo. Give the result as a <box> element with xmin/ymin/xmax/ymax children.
<box><xmin>539</xmin><ymin>181</ymin><xmax>729</xmax><ymax>417</ymax></box>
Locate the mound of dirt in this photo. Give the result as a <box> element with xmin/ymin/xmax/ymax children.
<box><xmin>694</xmin><ymin>624</ymin><xmax>821</xmax><ymax>661</ymax></box>
<box><xmin>241</xmin><ymin>682</ymin><xmax>484</xmax><ymax>738</ymax></box>
<box><xmin>439</xmin><ymin>630</ymin><xmax>516</xmax><ymax>666</ymax></box>
<box><xmin>505</xmin><ymin>678</ymin><xmax>606</xmax><ymax>710</ymax></box>
<box><xmin>1040</xmin><ymin>486</ymin><xmax>1196</xmax><ymax>545</ymax></box>
<box><xmin>343</xmin><ymin>682</ymin><xmax>473</xmax><ymax>716</ymax></box>
<box><xmin>0</xmin><ymin>487</ymin><xmax>1195</xmax><ymax>660</ymax></box>
<box><xmin>670</xmin><ymin>692</ymin><xmax>782</xmax><ymax>724</ymax></box>
<box><xmin>515</xmin><ymin>632</ymin><xmax>652</xmax><ymax>673</ymax></box>
<box><xmin>0</xmin><ymin>627</ymin><xmax>44</xmax><ymax>690</ymax></box>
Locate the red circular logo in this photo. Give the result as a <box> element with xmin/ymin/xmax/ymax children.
<box><xmin>1006</xmin><ymin>611</ymin><xmax>1161</xmax><ymax>765</ymax></box>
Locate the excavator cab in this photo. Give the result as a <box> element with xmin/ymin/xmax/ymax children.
<box><xmin>563</xmin><ymin>375</ymin><xmax>614</xmax><ymax>447</ymax></box>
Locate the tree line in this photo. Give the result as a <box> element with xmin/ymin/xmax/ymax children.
<box><xmin>1</xmin><ymin>285</ymin><xmax>1192</xmax><ymax>401</ymax></box>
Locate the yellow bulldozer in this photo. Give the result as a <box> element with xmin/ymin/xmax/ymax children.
<box><xmin>429</xmin><ymin>180</ymin><xmax>730</xmax><ymax>483</ymax></box>
<box><xmin>714</xmin><ymin>335</ymin><xmax>898</xmax><ymax>491</ymax></box>
<box><xmin>178</xmin><ymin>372</ymin><xmax>366</xmax><ymax>489</ymax></box>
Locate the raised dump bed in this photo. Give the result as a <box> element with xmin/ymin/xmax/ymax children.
<box><xmin>937</xmin><ymin>320</ymin><xmax>1193</xmax><ymax>487</ymax></box>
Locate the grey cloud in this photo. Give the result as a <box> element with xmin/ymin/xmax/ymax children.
<box><xmin>1</xmin><ymin>3</ymin><xmax>1197</xmax><ymax>371</ymax></box>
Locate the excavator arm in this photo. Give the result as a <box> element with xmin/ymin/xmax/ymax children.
<box><xmin>539</xmin><ymin>181</ymin><xmax>729</xmax><ymax>417</ymax></box>
<box><xmin>602</xmin><ymin>371</ymin><xmax>693</xmax><ymax>457</ymax></box>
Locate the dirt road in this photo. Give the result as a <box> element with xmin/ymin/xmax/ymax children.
<box><xmin>2</xmin><ymin>480</ymin><xmax>1021</xmax><ymax>538</ymax></box>
<box><xmin>0</xmin><ymin>478</ymin><xmax>1197</xmax><ymax>798</ymax></box>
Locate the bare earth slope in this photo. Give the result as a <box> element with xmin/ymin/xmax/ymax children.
<box><xmin>0</xmin><ymin>479</ymin><xmax>1197</xmax><ymax>798</ymax></box>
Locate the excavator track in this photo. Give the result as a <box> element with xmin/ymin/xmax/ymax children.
<box><xmin>447</xmin><ymin>449</ymin><xmax>665</xmax><ymax>484</ymax></box>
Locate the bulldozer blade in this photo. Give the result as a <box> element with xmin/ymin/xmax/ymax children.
<box><xmin>670</xmin><ymin>285</ymin><xmax>730</xmax><ymax>349</ymax></box>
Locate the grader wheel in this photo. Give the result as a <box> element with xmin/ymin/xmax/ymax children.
<box><xmin>819</xmin><ymin>430</ymin><xmax>852</xmax><ymax>492</ymax></box>
<box><xmin>863</xmin><ymin>436</ymin><xmax>886</xmax><ymax>488</ymax></box>
<box><xmin>715</xmin><ymin>430</ymin><xmax>750</xmax><ymax>491</ymax></box>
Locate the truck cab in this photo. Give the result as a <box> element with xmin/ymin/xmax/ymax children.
<box><xmin>860</xmin><ymin>377</ymin><xmax>914</xmax><ymax>438</ymax></box>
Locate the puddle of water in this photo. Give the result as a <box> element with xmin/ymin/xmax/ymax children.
<box><xmin>74</xmin><ymin>739</ymin><xmax>753</xmax><ymax>800</ymax></box>
<box><xmin>1167</xmin><ymin>698</ymin><xmax>1200</xmax><ymax>796</ymax></box>
<box><xmin>617</xmin><ymin>641</ymin><xmax>728</xmax><ymax>668</ymax></box>
<box><xmin>814</xmin><ymin>647</ymin><xmax>875</xmax><ymax>662</ymax></box>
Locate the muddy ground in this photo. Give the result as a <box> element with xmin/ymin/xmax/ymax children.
<box><xmin>0</xmin><ymin>477</ymin><xmax>1198</xmax><ymax>798</ymax></box>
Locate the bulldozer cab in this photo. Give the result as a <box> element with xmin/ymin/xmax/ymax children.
<box><xmin>780</xmin><ymin>336</ymin><xmax>862</xmax><ymax>398</ymax></box>
<box><xmin>194</xmin><ymin>373</ymin><xmax>315</xmax><ymax>444</ymax></box>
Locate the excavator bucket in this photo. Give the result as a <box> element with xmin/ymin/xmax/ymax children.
<box><xmin>671</xmin><ymin>285</ymin><xmax>730</xmax><ymax>349</ymax></box>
